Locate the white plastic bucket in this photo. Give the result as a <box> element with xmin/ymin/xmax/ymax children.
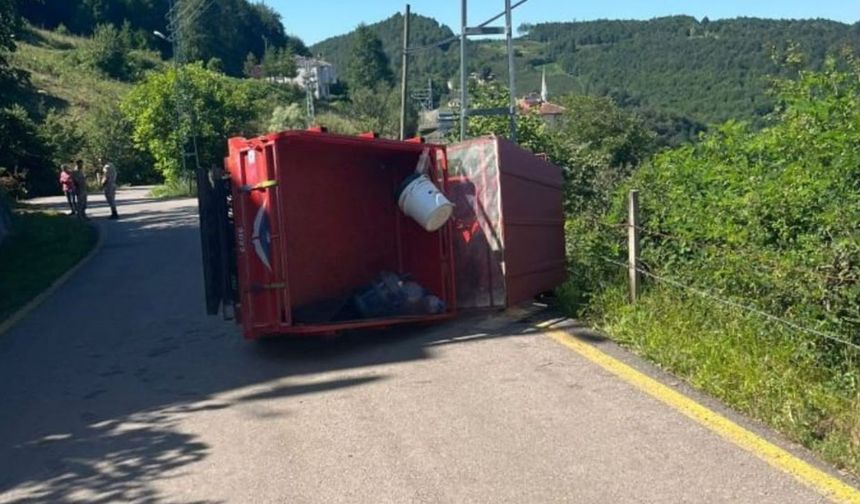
<box><xmin>397</xmin><ymin>174</ymin><xmax>454</xmax><ymax>232</ymax></box>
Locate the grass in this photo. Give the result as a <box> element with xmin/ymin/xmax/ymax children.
<box><xmin>149</xmin><ymin>178</ymin><xmax>197</xmax><ymax>199</ymax></box>
<box><xmin>0</xmin><ymin>211</ymin><xmax>98</xmax><ymax>324</ymax></box>
<box><xmin>572</xmin><ymin>282</ymin><xmax>860</xmax><ymax>477</ymax></box>
<box><xmin>10</xmin><ymin>27</ymin><xmax>133</xmax><ymax>117</ymax></box>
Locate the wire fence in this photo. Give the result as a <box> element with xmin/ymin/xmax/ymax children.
<box><xmin>597</xmin><ymin>239</ymin><xmax>860</xmax><ymax>354</ymax></box>
<box><xmin>588</xmin><ymin>219</ymin><xmax>852</xmax><ymax>283</ymax></box>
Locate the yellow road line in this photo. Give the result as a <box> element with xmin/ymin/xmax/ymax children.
<box><xmin>540</xmin><ymin>323</ymin><xmax>860</xmax><ymax>504</ymax></box>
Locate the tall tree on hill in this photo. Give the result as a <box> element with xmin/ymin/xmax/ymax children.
<box><xmin>260</xmin><ymin>46</ymin><xmax>296</xmax><ymax>78</ymax></box>
<box><xmin>0</xmin><ymin>0</ymin><xmax>21</xmax><ymax>96</ymax></box>
<box><xmin>346</xmin><ymin>24</ymin><xmax>393</xmax><ymax>90</ymax></box>
<box><xmin>0</xmin><ymin>0</ymin><xmax>56</xmax><ymax>197</ymax></box>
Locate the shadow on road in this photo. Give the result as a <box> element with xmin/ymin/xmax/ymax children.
<box><xmin>0</xmin><ymin>188</ymin><xmax>549</xmax><ymax>502</ymax></box>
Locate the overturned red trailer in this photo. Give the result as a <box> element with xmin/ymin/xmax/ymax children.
<box><xmin>197</xmin><ymin>130</ymin><xmax>564</xmax><ymax>340</ymax></box>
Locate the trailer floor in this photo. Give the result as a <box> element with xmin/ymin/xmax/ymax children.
<box><xmin>0</xmin><ymin>187</ymin><xmax>855</xmax><ymax>503</ymax></box>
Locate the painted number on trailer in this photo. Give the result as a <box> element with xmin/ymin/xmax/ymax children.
<box><xmin>236</xmin><ymin>226</ymin><xmax>246</xmax><ymax>254</ymax></box>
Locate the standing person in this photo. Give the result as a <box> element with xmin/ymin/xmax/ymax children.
<box><xmin>100</xmin><ymin>157</ymin><xmax>118</xmax><ymax>219</ymax></box>
<box><xmin>71</xmin><ymin>159</ymin><xmax>88</xmax><ymax>220</ymax></box>
<box><xmin>59</xmin><ymin>164</ymin><xmax>77</xmax><ymax>215</ymax></box>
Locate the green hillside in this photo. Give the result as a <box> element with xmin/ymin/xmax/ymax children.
<box><xmin>312</xmin><ymin>14</ymin><xmax>860</xmax><ymax>126</ymax></box>
<box><xmin>11</xmin><ymin>27</ymin><xmax>160</xmax><ymax>117</ymax></box>
<box><xmin>312</xmin><ymin>13</ymin><xmax>459</xmax><ymax>95</ymax></box>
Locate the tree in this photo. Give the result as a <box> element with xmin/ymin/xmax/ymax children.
<box><xmin>556</xmin><ymin>95</ymin><xmax>655</xmax><ymax>169</ymax></box>
<box><xmin>243</xmin><ymin>52</ymin><xmax>258</xmax><ymax>77</ymax></box>
<box><xmin>344</xmin><ymin>84</ymin><xmax>415</xmax><ymax>138</ymax></box>
<box><xmin>452</xmin><ymin>79</ymin><xmax>558</xmax><ymax>159</ymax></box>
<box><xmin>346</xmin><ymin>24</ymin><xmax>393</xmax><ymax>90</ymax></box>
<box><xmin>85</xmin><ymin>23</ymin><xmax>129</xmax><ymax>79</ymax></box>
<box><xmin>260</xmin><ymin>46</ymin><xmax>295</xmax><ymax>78</ymax></box>
<box><xmin>0</xmin><ymin>0</ymin><xmax>53</xmax><ymax>197</ymax></box>
<box><xmin>122</xmin><ymin>63</ymin><xmax>259</xmax><ymax>182</ymax></box>
<box><xmin>0</xmin><ymin>105</ymin><xmax>55</xmax><ymax>197</ymax></box>
<box><xmin>39</xmin><ymin>109</ymin><xmax>83</xmax><ymax>165</ymax></box>
<box><xmin>0</xmin><ymin>0</ymin><xmax>26</xmax><ymax>104</ymax></box>
<box><xmin>206</xmin><ymin>57</ymin><xmax>224</xmax><ymax>73</ymax></box>
<box><xmin>80</xmin><ymin>103</ymin><xmax>159</xmax><ymax>185</ymax></box>
<box><xmin>268</xmin><ymin>103</ymin><xmax>305</xmax><ymax>132</ymax></box>
<box><xmin>553</xmin><ymin>95</ymin><xmax>655</xmax><ymax>214</ymax></box>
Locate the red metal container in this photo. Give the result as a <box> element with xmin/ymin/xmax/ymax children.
<box><xmin>222</xmin><ymin>131</ymin><xmax>456</xmax><ymax>339</ymax></box>
<box><xmin>446</xmin><ymin>136</ymin><xmax>565</xmax><ymax>309</ymax></box>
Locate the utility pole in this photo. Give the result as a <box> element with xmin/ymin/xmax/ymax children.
<box><xmin>504</xmin><ymin>0</ymin><xmax>517</xmax><ymax>142</ymax></box>
<box><xmin>458</xmin><ymin>0</ymin><xmax>522</xmax><ymax>142</ymax></box>
<box><xmin>459</xmin><ymin>0</ymin><xmax>467</xmax><ymax>141</ymax></box>
<box><xmin>165</xmin><ymin>0</ymin><xmax>213</xmax><ymax>192</ymax></box>
<box><xmin>399</xmin><ymin>4</ymin><xmax>411</xmax><ymax>140</ymax></box>
<box><xmin>304</xmin><ymin>58</ymin><xmax>316</xmax><ymax>126</ymax></box>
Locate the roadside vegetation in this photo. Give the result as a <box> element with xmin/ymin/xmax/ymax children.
<box><xmin>563</xmin><ymin>55</ymin><xmax>860</xmax><ymax>475</ymax></box>
<box><xmin>0</xmin><ymin>210</ymin><xmax>97</xmax><ymax>324</ymax></box>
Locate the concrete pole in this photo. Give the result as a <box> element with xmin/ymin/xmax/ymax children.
<box><xmin>399</xmin><ymin>4</ymin><xmax>411</xmax><ymax>140</ymax></box>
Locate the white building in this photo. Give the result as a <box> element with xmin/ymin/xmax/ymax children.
<box><xmin>290</xmin><ymin>56</ymin><xmax>337</xmax><ymax>100</ymax></box>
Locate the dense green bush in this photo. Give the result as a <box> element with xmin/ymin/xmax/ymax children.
<box><xmin>612</xmin><ymin>56</ymin><xmax>860</xmax><ymax>351</ymax></box>
<box><xmin>342</xmin><ymin>84</ymin><xmax>415</xmax><ymax>138</ymax></box>
<box><xmin>122</xmin><ymin>63</ymin><xmax>301</xmax><ymax>183</ymax></box>
<box><xmin>39</xmin><ymin>109</ymin><xmax>83</xmax><ymax>164</ymax></box>
<box><xmin>553</xmin><ymin>94</ymin><xmax>655</xmax><ymax>215</ymax></box>
<box><xmin>84</xmin><ymin>23</ymin><xmax>129</xmax><ymax>79</ymax></box>
<box><xmin>268</xmin><ymin>103</ymin><xmax>305</xmax><ymax>132</ymax></box>
<box><xmin>0</xmin><ymin>105</ymin><xmax>56</xmax><ymax>197</ymax></box>
<box><xmin>563</xmin><ymin>55</ymin><xmax>860</xmax><ymax>475</ymax></box>
<box><xmin>122</xmin><ymin>64</ymin><xmax>253</xmax><ymax>182</ymax></box>
<box><xmin>80</xmin><ymin>104</ymin><xmax>159</xmax><ymax>185</ymax></box>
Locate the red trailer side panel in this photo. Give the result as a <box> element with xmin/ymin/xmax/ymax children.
<box><xmin>227</xmin><ymin>131</ymin><xmax>456</xmax><ymax>339</ymax></box>
<box><xmin>447</xmin><ymin>136</ymin><xmax>565</xmax><ymax>309</ymax></box>
<box><xmin>496</xmin><ymin>137</ymin><xmax>565</xmax><ymax>306</ymax></box>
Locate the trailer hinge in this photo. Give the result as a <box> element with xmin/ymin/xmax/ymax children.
<box><xmin>240</xmin><ymin>180</ymin><xmax>278</xmax><ymax>193</ymax></box>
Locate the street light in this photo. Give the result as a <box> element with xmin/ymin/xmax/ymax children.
<box><xmin>153</xmin><ymin>30</ymin><xmax>169</xmax><ymax>41</ymax></box>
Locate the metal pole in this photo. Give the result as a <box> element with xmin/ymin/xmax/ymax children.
<box><xmin>167</xmin><ymin>0</ymin><xmax>188</xmax><ymax>179</ymax></box>
<box><xmin>459</xmin><ymin>0</ymin><xmax>467</xmax><ymax>141</ymax></box>
<box><xmin>628</xmin><ymin>189</ymin><xmax>641</xmax><ymax>303</ymax></box>
<box><xmin>504</xmin><ymin>0</ymin><xmax>517</xmax><ymax>142</ymax></box>
<box><xmin>399</xmin><ymin>4</ymin><xmax>411</xmax><ymax>140</ymax></box>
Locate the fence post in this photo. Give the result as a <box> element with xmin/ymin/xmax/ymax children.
<box><xmin>628</xmin><ymin>189</ymin><xmax>640</xmax><ymax>303</ymax></box>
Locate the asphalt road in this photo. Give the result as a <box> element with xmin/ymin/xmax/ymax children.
<box><xmin>0</xmin><ymin>187</ymin><xmax>851</xmax><ymax>503</ymax></box>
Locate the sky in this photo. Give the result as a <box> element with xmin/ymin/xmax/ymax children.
<box><xmin>265</xmin><ymin>0</ymin><xmax>860</xmax><ymax>45</ymax></box>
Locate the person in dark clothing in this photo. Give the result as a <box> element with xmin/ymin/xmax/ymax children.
<box><xmin>71</xmin><ymin>159</ymin><xmax>88</xmax><ymax>219</ymax></box>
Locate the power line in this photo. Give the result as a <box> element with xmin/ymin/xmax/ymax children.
<box><xmin>600</xmin><ymin>256</ymin><xmax>860</xmax><ymax>353</ymax></box>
